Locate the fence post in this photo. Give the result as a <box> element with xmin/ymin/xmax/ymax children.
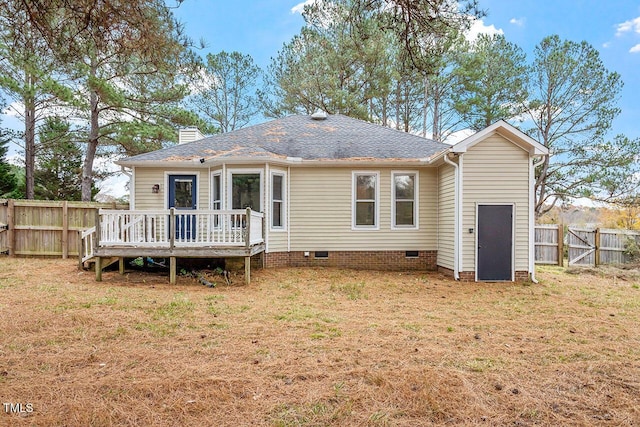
<box><xmin>595</xmin><ymin>227</ymin><xmax>601</xmax><ymax>266</ymax></box>
<box><xmin>557</xmin><ymin>223</ymin><xmax>564</xmax><ymax>266</ymax></box>
<box><xmin>7</xmin><ymin>199</ymin><xmax>14</xmax><ymax>257</ymax></box>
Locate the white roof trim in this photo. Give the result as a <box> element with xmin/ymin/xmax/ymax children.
<box><xmin>451</xmin><ymin>120</ymin><xmax>549</xmax><ymax>156</ymax></box>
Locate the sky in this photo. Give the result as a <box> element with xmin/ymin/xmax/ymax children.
<box><xmin>4</xmin><ymin>0</ymin><xmax>640</xmax><ymax>198</ymax></box>
<box><xmin>171</xmin><ymin>0</ymin><xmax>640</xmax><ymax>140</ymax></box>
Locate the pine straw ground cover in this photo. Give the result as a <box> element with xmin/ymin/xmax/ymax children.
<box><xmin>0</xmin><ymin>260</ymin><xmax>639</xmax><ymax>426</ymax></box>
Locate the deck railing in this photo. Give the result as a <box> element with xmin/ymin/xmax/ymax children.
<box><xmin>81</xmin><ymin>208</ymin><xmax>264</xmax><ymax>261</ymax></box>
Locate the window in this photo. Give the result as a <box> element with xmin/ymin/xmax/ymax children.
<box><xmin>353</xmin><ymin>172</ymin><xmax>379</xmax><ymax>229</ymax></box>
<box><xmin>212</xmin><ymin>172</ymin><xmax>222</xmax><ymax>227</ymax></box>
<box><xmin>212</xmin><ymin>173</ymin><xmax>222</xmax><ymax>210</ymax></box>
<box><xmin>271</xmin><ymin>173</ymin><xmax>285</xmax><ymax>229</ymax></box>
<box><xmin>392</xmin><ymin>172</ymin><xmax>417</xmax><ymax>228</ymax></box>
<box><xmin>231</xmin><ymin>173</ymin><xmax>261</xmax><ymax>211</ymax></box>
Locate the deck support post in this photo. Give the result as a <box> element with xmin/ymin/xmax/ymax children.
<box><xmin>244</xmin><ymin>256</ymin><xmax>251</xmax><ymax>285</ymax></box>
<box><xmin>170</xmin><ymin>256</ymin><xmax>177</xmax><ymax>284</ymax></box>
<box><xmin>95</xmin><ymin>257</ymin><xmax>102</xmax><ymax>281</ymax></box>
<box><xmin>118</xmin><ymin>257</ymin><xmax>125</xmax><ymax>275</ymax></box>
<box><xmin>77</xmin><ymin>230</ymin><xmax>83</xmax><ymax>270</ymax></box>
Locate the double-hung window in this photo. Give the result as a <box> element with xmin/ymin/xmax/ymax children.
<box><xmin>392</xmin><ymin>172</ymin><xmax>417</xmax><ymax>229</ymax></box>
<box><xmin>271</xmin><ymin>172</ymin><xmax>285</xmax><ymax>229</ymax></box>
<box><xmin>353</xmin><ymin>171</ymin><xmax>379</xmax><ymax>229</ymax></box>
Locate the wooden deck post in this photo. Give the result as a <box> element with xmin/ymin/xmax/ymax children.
<box><xmin>245</xmin><ymin>207</ymin><xmax>251</xmax><ymax>249</ymax></box>
<box><xmin>169</xmin><ymin>208</ymin><xmax>176</xmax><ymax>250</ymax></box>
<box><xmin>95</xmin><ymin>257</ymin><xmax>102</xmax><ymax>281</ymax></box>
<box><xmin>77</xmin><ymin>230</ymin><xmax>83</xmax><ymax>270</ymax></box>
<box><xmin>118</xmin><ymin>257</ymin><xmax>125</xmax><ymax>275</ymax></box>
<box><xmin>94</xmin><ymin>209</ymin><xmax>101</xmax><ymax>255</ymax></box>
<box><xmin>245</xmin><ymin>256</ymin><xmax>251</xmax><ymax>285</ymax></box>
<box><xmin>94</xmin><ymin>209</ymin><xmax>102</xmax><ymax>280</ymax></box>
<box><xmin>245</xmin><ymin>208</ymin><xmax>252</xmax><ymax>285</ymax></box>
<box><xmin>170</xmin><ymin>256</ymin><xmax>177</xmax><ymax>284</ymax></box>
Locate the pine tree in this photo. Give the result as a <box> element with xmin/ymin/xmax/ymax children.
<box><xmin>190</xmin><ymin>51</ymin><xmax>262</xmax><ymax>133</ymax></box>
<box><xmin>33</xmin><ymin>117</ymin><xmax>83</xmax><ymax>200</ymax></box>
<box><xmin>0</xmin><ymin>127</ymin><xmax>17</xmax><ymax>198</ymax></box>
<box><xmin>526</xmin><ymin>35</ymin><xmax>640</xmax><ymax>215</ymax></box>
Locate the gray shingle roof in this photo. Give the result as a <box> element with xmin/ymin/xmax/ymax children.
<box><xmin>119</xmin><ymin>114</ymin><xmax>450</xmax><ymax>165</ymax></box>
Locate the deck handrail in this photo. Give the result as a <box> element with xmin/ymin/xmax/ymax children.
<box><xmin>95</xmin><ymin>209</ymin><xmax>264</xmax><ymax>248</ymax></box>
<box><xmin>80</xmin><ymin>226</ymin><xmax>96</xmax><ymax>263</ymax></box>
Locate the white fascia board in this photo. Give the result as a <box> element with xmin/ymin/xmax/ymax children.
<box><xmin>451</xmin><ymin>120</ymin><xmax>549</xmax><ymax>156</ymax></box>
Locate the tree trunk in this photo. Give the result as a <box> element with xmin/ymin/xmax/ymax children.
<box><xmin>395</xmin><ymin>81</ymin><xmax>401</xmax><ymax>130</ymax></box>
<box><xmin>402</xmin><ymin>83</ymin><xmax>410</xmax><ymax>133</ymax></box>
<box><xmin>432</xmin><ymin>87</ymin><xmax>440</xmax><ymax>142</ymax></box>
<box><xmin>81</xmin><ymin>62</ymin><xmax>99</xmax><ymax>202</ymax></box>
<box><xmin>422</xmin><ymin>76</ymin><xmax>428</xmax><ymax>138</ymax></box>
<box><xmin>381</xmin><ymin>97</ymin><xmax>387</xmax><ymax>127</ymax></box>
<box><xmin>24</xmin><ymin>73</ymin><xmax>36</xmax><ymax>199</ymax></box>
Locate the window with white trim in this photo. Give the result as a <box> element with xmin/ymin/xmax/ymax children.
<box><xmin>392</xmin><ymin>172</ymin><xmax>417</xmax><ymax>228</ymax></box>
<box><xmin>353</xmin><ymin>172</ymin><xmax>379</xmax><ymax>229</ymax></box>
<box><xmin>212</xmin><ymin>172</ymin><xmax>222</xmax><ymax>227</ymax></box>
<box><xmin>212</xmin><ymin>173</ymin><xmax>222</xmax><ymax>210</ymax></box>
<box><xmin>271</xmin><ymin>172</ymin><xmax>285</xmax><ymax>229</ymax></box>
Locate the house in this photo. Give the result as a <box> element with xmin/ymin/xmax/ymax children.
<box><xmin>97</xmin><ymin>113</ymin><xmax>547</xmax><ymax>283</ymax></box>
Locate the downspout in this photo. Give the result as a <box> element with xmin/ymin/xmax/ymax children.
<box><xmin>287</xmin><ymin>166</ymin><xmax>291</xmax><ymax>253</ymax></box>
<box><xmin>529</xmin><ymin>155</ymin><xmax>546</xmax><ymax>283</ymax></box>
<box><xmin>265</xmin><ymin>163</ymin><xmax>270</xmax><ymax>254</ymax></box>
<box><xmin>443</xmin><ymin>154</ymin><xmax>460</xmax><ymax>280</ymax></box>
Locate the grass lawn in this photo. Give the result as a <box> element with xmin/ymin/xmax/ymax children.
<box><xmin>0</xmin><ymin>259</ymin><xmax>639</xmax><ymax>426</ymax></box>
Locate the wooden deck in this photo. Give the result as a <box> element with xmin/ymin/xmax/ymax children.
<box><xmin>81</xmin><ymin>208</ymin><xmax>265</xmax><ymax>284</ymax></box>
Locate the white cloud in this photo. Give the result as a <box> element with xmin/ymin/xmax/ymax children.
<box><xmin>615</xmin><ymin>16</ymin><xmax>640</xmax><ymax>36</ymax></box>
<box><xmin>444</xmin><ymin>128</ymin><xmax>475</xmax><ymax>145</ymax></box>
<box><xmin>509</xmin><ymin>17</ymin><xmax>525</xmax><ymax>27</ymax></box>
<box><xmin>630</xmin><ymin>43</ymin><xmax>640</xmax><ymax>53</ymax></box>
<box><xmin>465</xmin><ymin>19</ymin><xmax>503</xmax><ymax>41</ymax></box>
<box><xmin>291</xmin><ymin>0</ymin><xmax>316</xmax><ymax>14</ymax></box>
<box><xmin>602</xmin><ymin>41</ymin><xmax>611</xmax><ymax>48</ymax></box>
<box><xmin>96</xmin><ymin>172</ymin><xmax>129</xmax><ymax>201</ymax></box>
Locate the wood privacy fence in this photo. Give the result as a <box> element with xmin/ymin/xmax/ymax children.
<box><xmin>534</xmin><ymin>225</ymin><xmax>564</xmax><ymax>265</ymax></box>
<box><xmin>535</xmin><ymin>224</ymin><xmax>640</xmax><ymax>266</ymax></box>
<box><xmin>0</xmin><ymin>199</ymin><xmax>128</xmax><ymax>258</ymax></box>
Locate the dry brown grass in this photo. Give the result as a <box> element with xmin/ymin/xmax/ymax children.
<box><xmin>0</xmin><ymin>259</ymin><xmax>639</xmax><ymax>426</ymax></box>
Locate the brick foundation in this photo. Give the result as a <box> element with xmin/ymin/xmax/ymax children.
<box><xmin>514</xmin><ymin>271</ymin><xmax>531</xmax><ymax>282</ymax></box>
<box><xmin>438</xmin><ymin>266</ymin><xmax>531</xmax><ymax>282</ymax></box>
<box><xmin>264</xmin><ymin>250</ymin><xmax>437</xmax><ymax>271</ymax></box>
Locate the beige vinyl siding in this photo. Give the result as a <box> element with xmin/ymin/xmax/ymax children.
<box><xmin>437</xmin><ymin>163</ymin><xmax>456</xmax><ymax>270</ymax></box>
<box><xmin>133</xmin><ymin>167</ymin><xmax>209</xmax><ymax>210</ymax></box>
<box><xmin>267</xmin><ymin>165</ymin><xmax>288</xmax><ymax>252</ymax></box>
<box><xmin>460</xmin><ymin>135</ymin><xmax>530</xmax><ymax>272</ymax></box>
<box><xmin>287</xmin><ymin>167</ymin><xmax>438</xmax><ymax>252</ymax></box>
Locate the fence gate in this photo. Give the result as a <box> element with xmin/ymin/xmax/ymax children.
<box><xmin>567</xmin><ymin>227</ymin><xmax>596</xmax><ymax>266</ymax></box>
